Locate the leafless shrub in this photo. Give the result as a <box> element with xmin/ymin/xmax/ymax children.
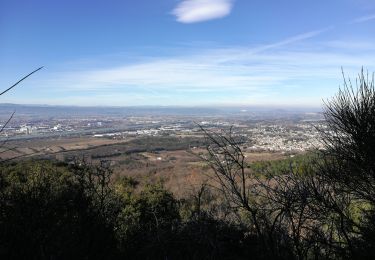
<box><xmin>198</xmin><ymin>68</ymin><xmax>375</xmax><ymax>258</ymax></box>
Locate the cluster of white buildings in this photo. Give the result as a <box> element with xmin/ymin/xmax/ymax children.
<box><xmin>246</xmin><ymin>123</ymin><xmax>325</xmax><ymax>152</ymax></box>
<box><xmin>16</xmin><ymin>123</ymin><xmax>74</xmax><ymax>135</ymax></box>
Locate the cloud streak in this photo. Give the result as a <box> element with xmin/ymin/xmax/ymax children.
<box><xmin>172</xmin><ymin>0</ymin><xmax>234</xmax><ymax>23</ymax></box>
<box><xmin>35</xmin><ymin>41</ymin><xmax>375</xmax><ymax>106</ymax></box>
<box><xmin>20</xmin><ymin>27</ymin><xmax>375</xmax><ymax>106</ymax></box>
<box><xmin>350</xmin><ymin>13</ymin><xmax>375</xmax><ymax>24</ymax></box>
<box><xmin>49</xmin><ymin>29</ymin><xmax>335</xmax><ymax>93</ymax></box>
<box><xmin>249</xmin><ymin>27</ymin><xmax>334</xmax><ymax>54</ymax></box>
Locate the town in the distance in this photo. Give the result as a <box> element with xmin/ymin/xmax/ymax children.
<box><xmin>0</xmin><ymin>104</ymin><xmax>326</xmax><ymax>163</ymax></box>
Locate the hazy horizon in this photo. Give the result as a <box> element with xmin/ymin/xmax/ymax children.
<box><xmin>0</xmin><ymin>102</ymin><xmax>322</xmax><ymax>110</ymax></box>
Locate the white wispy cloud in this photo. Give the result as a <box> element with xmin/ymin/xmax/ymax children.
<box><xmin>67</xmin><ymin>50</ymin><xmax>370</xmax><ymax>91</ymax></box>
<box><xmin>323</xmin><ymin>40</ymin><xmax>375</xmax><ymax>50</ymax></box>
<box><xmin>47</xmin><ymin>29</ymin><xmax>333</xmax><ymax>92</ymax></box>
<box><xmin>24</xmin><ymin>28</ymin><xmax>375</xmax><ymax>106</ymax></box>
<box><xmin>37</xmin><ymin>51</ymin><xmax>374</xmax><ymax>106</ymax></box>
<box><xmin>15</xmin><ymin>48</ymin><xmax>375</xmax><ymax>106</ymax></box>
<box><xmin>249</xmin><ymin>27</ymin><xmax>334</xmax><ymax>53</ymax></box>
<box><xmin>172</xmin><ymin>0</ymin><xmax>234</xmax><ymax>23</ymax></box>
<box><xmin>350</xmin><ymin>13</ymin><xmax>375</xmax><ymax>24</ymax></box>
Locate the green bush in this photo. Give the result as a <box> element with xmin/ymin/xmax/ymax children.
<box><xmin>0</xmin><ymin>160</ymin><xmax>117</xmax><ymax>260</ymax></box>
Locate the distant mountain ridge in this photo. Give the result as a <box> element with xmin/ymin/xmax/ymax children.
<box><xmin>0</xmin><ymin>103</ymin><xmax>323</xmax><ymax>119</ymax></box>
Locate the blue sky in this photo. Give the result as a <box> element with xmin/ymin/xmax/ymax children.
<box><xmin>1</xmin><ymin>0</ymin><xmax>375</xmax><ymax>107</ymax></box>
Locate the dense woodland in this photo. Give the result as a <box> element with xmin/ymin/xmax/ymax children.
<box><xmin>1</xmin><ymin>70</ymin><xmax>375</xmax><ymax>259</ymax></box>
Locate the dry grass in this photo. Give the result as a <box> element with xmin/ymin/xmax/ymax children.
<box><xmin>0</xmin><ymin>136</ymin><xmax>292</xmax><ymax>197</ymax></box>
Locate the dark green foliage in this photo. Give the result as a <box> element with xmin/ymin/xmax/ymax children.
<box><xmin>175</xmin><ymin>217</ymin><xmax>257</xmax><ymax>260</ymax></box>
<box><xmin>115</xmin><ymin>183</ymin><xmax>180</xmax><ymax>258</ymax></box>
<box><xmin>0</xmin><ymin>160</ymin><xmax>117</xmax><ymax>260</ymax></box>
<box><xmin>250</xmin><ymin>152</ymin><xmax>318</xmax><ymax>177</ymax></box>
<box><xmin>0</xmin><ymin>160</ymin><xmax>264</xmax><ymax>259</ymax></box>
<box><xmin>314</xmin><ymin>70</ymin><xmax>375</xmax><ymax>258</ymax></box>
<box><xmin>320</xmin><ymin>70</ymin><xmax>375</xmax><ymax>202</ymax></box>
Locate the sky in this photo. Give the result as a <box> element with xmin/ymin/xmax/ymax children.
<box><xmin>1</xmin><ymin>0</ymin><xmax>375</xmax><ymax>107</ymax></box>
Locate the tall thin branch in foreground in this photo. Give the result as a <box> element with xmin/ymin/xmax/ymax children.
<box><xmin>0</xmin><ymin>67</ymin><xmax>43</xmax><ymax>96</ymax></box>
<box><xmin>0</xmin><ymin>67</ymin><xmax>43</xmax><ymax>160</ymax></box>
